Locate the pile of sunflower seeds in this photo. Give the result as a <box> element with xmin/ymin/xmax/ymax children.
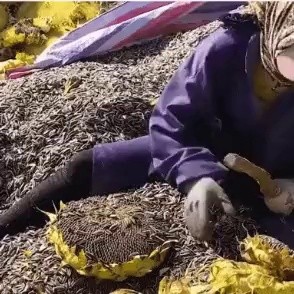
<box><xmin>0</xmin><ymin>21</ymin><xmax>221</xmax><ymax>208</ymax></box>
<box><xmin>0</xmin><ymin>183</ymin><xmax>257</xmax><ymax>294</ymax></box>
<box><xmin>0</xmin><ymin>20</ymin><xmax>258</xmax><ymax>293</ymax></box>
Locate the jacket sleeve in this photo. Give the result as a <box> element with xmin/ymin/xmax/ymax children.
<box><xmin>149</xmin><ymin>29</ymin><xmax>231</xmax><ymax>193</ymax></box>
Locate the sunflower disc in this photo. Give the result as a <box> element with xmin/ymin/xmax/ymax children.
<box><xmin>47</xmin><ymin>193</ymin><xmax>177</xmax><ymax>281</ymax></box>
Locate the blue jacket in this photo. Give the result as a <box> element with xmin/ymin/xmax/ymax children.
<box><xmin>149</xmin><ymin>24</ymin><xmax>294</xmax><ymax>192</ymax></box>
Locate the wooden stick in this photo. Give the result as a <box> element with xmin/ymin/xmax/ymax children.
<box><xmin>223</xmin><ymin>153</ymin><xmax>281</xmax><ymax>199</ymax></box>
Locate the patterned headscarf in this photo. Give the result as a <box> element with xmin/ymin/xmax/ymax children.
<box><xmin>247</xmin><ymin>2</ymin><xmax>294</xmax><ymax>87</ymax></box>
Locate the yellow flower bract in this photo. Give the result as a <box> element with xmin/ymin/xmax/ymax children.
<box><xmin>159</xmin><ymin>235</ymin><xmax>294</xmax><ymax>294</ymax></box>
<box><xmin>0</xmin><ymin>2</ymin><xmax>104</xmax><ymax>75</ymax></box>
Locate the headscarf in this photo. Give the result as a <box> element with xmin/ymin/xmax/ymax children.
<box><xmin>247</xmin><ymin>2</ymin><xmax>294</xmax><ymax>87</ymax></box>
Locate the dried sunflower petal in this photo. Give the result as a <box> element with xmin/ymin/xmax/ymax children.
<box><xmin>159</xmin><ymin>234</ymin><xmax>294</xmax><ymax>294</ymax></box>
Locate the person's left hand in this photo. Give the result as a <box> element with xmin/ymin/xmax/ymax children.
<box><xmin>264</xmin><ymin>178</ymin><xmax>294</xmax><ymax>215</ymax></box>
<box><xmin>184</xmin><ymin>177</ymin><xmax>236</xmax><ymax>241</ymax></box>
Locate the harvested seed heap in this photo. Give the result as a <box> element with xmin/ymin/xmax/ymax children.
<box><xmin>0</xmin><ymin>183</ymin><xmax>258</xmax><ymax>294</ymax></box>
<box><xmin>0</xmin><ymin>21</ymin><xmax>221</xmax><ymax>209</ymax></box>
<box><xmin>0</xmin><ymin>21</ymin><xmax>259</xmax><ymax>293</ymax></box>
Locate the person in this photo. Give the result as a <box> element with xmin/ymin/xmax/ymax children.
<box><xmin>2</xmin><ymin>2</ymin><xmax>294</xmax><ymax>246</ymax></box>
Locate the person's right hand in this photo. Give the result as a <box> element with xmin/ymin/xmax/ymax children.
<box><xmin>263</xmin><ymin>178</ymin><xmax>294</xmax><ymax>215</ymax></box>
<box><xmin>222</xmin><ymin>153</ymin><xmax>294</xmax><ymax>216</ymax></box>
<box><xmin>183</xmin><ymin>177</ymin><xmax>236</xmax><ymax>241</ymax></box>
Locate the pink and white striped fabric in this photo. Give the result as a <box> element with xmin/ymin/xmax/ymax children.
<box><xmin>7</xmin><ymin>1</ymin><xmax>245</xmax><ymax>79</ymax></box>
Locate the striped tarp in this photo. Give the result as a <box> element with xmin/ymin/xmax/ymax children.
<box><xmin>7</xmin><ymin>1</ymin><xmax>246</xmax><ymax>79</ymax></box>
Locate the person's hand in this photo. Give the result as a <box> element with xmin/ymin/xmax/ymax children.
<box><xmin>222</xmin><ymin>153</ymin><xmax>294</xmax><ymax>216</ymax></box>
<box><xmin>264</xmin><ymin>178</ymin><xmax>294</xmax><ymax>215</ymax></box>
<box><xmin>183</xmin><ymin>177</ymin><xmax>236</xmax><ymax>241</ymax></box>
